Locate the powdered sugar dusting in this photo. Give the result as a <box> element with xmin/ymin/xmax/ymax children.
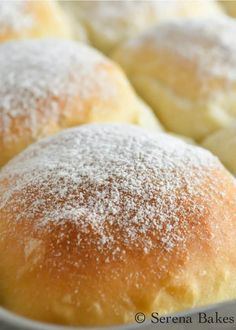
<box><xmin>76</xmin><ymin>0</ymin><xmax>221</xmax><ymax>52</ymax></box>
<box><xmin>0</xmin><ymin>39</ymin><xmax>116</xmax><ymax>144</ymax></box>
<box><xmin>0</xmin><ymin>124</ymin><xmax>223</xmax><ymax>259</ymax></box>
<box><xmin>127</xmin><ymin>17</ymin><xmax>236</xmax><ymax>82</ymax></box>
<box><xmin>0</xmin><ymin>0</ymin><xmax>34</xmax><ymax>33</ymax></box>
<box><xmin>76</xmin><ymin>0</ymin><xmax>181</xmax><ymax>48</ymax></box>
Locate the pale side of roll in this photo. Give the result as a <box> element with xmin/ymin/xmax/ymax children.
<box><xmin>202</xmin><ymin>125</ymin><xmax>236</xmax><ymax>175</ymax></box>
<box><xmin>59</xmin><ymin>0</ymin><xmax>223</xmax><ymax>54</ymax></box>
<box><xmin>113</xmin><ymin>17</ymin><xmax>236</xmax><ymax>141</ymax></box>
<box><xmin>0</xmin><ymin>0</ymin><xmax>73</xmax><ymax>42</ymax></box>
<box><xmin>0</xmin><ymin>124</ymin><xmax>236</xmax><ymax>326</ymax></box>
<box><xmin>0</xmin><ymin>39</ymin><xmax>162</xmax><ymax>167</ymax></box>
<box><xmin>57</xmin><ymin>0</ymin><xmax>88</xmax><ymax>42</ymax></box>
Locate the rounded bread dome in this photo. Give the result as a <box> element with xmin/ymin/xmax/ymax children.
<box><xmin>0</xmin><ymin>39</ymin><xmax>161</xmax><ymax>167</ymax></box>
<box><xmin>62</xmin><ymin>0</ymin><xmax>223</xmax><ymax>54</ymax></box>
<box><xmin>0</xmin><ymin>124</ymin><xmax>236</xmax><ymax>326</ymax></box>
<box><xmin>113</xmin><ymin>17</ymin><xmax>236</xmax><ymax>140</ymax></box>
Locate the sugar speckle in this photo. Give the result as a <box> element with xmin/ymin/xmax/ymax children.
<box><xmin>0</xmin><ymin>39</ymin><xmax>116</xmax><ymax>144</ymax></box>
<box><xmin>0</xmin><ymin>0</ymin><xmax>34</xmax><ymax>34</ymax></box>
<box><xmin>0</xmin><ymin>124</ymin><xmax>224</xmax><ymax>260</ymax></box>
<box><xmin>126</xmin><ymin>17</ymin><xmax>236</xmax><ymax>83</ymax></box>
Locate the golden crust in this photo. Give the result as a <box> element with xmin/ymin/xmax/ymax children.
<box><xmin>113</xmin><ymin>18</ymin><xmax>236</xmax><ymax>140</ymax></box>
<box><xmin>0</xmin><ymin>0</ymin><xmax>72</xmax><ymax>42</ymax></box>
<box><xmin>0</xmin><ymin>124</ymin><xmax>236</xmax><ymax>326</ymax></box>
<box><xmin>0</xmin><ymin>39</ymin><xmax>161</xmax><ymax>167</ymax></box>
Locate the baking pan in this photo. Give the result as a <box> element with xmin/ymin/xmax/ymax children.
<box><xmin>0</xmin><ymin>300</ymin><xmax>235</xmax><ymax>330</ymax></box>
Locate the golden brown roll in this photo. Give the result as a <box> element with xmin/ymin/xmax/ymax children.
<box><xmin>0</xmin><ymin>123</ymin><xmax>236</xmax><ymax>327</ymax></box>
<box><xmin>0</xmin><ymin>39</ymin><xmax>161</xmax><ymax>167</ymax></box>
<box><xmin>113</xmin><ymin>17</ymin><xmax>236</xmax><ymax>141</ymax></box>
<box><xmin>202</xmin><ymin>125</ymin><xmax>236</xmax><ymax>175</ymax></box>
<box><xmin>60</xmin><ymin>0</ymin><xmax>223</xmax><ymax>54</ymax></box>
<box><xmin>0</xmin><ymin>0</ymin><xmax>72</xmax><ymax>42</ymax></box>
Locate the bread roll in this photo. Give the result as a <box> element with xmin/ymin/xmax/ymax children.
<box><xmin>113</xmin><ymin>17</ymin><xmax>236</xmax><ymax>141</ymax></box>
<box><xmin>202</xmin><ymin>125</ymin><xmax>236</xmax><ymax>175</ymax></box>
<box><xmin>0</xmin><ymin>123</ymin><xmax>236</xmax><ymax>326</ymax></box>
<box><xmin>0</xmin><ymin>39</ymin><xmax>161</xmax><ymax>167</ymax></box>
<box><xmin>60</xmin><ymin>0</ymin><xmax>223</xmax><ymax>54</ymax></box>
<box><xmin>0</xmin><ymin>0</ymin><xmax>72</xmax><ymax>42</ymax></box>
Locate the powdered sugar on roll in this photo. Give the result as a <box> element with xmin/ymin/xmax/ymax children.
<box><xmin>126</xmin><ymin>17</ymin><xmax>236</xmax><ymax>82</ymax></box>
<box><xmin>0</xmin><ymin>124</ymin><xmax>226</xmax><ymax>259</ymax></box>
<box><xmin>0</xmin><ymin>0</ymin><xmax>34</xmax><ymax>33</ymax></box>
<box><xmin>0</xmin><ymin>39</ymin><xmax>116</xmax><ymax>144</ymax></box>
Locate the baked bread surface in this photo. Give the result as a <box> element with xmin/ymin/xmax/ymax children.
<box><xmin>113</xmin><ymin>17</ymin><xmax>236</xmax><ymax>140</ymax></box>
<box><xmin>0</xmin><ymin>39</ymin><xmax>161</xmax><ymax>167</ymax></box>
<box><xmin>0</xmin><ymin>124</ymin><xmax>236</xmax><ymax>326</ymax></box>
